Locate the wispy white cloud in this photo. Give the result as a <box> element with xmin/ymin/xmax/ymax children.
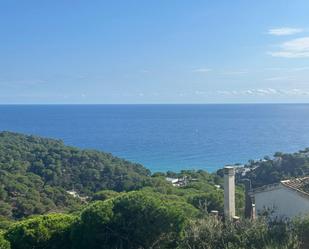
<box><xmin>264</xmin><ymin>67</ymin><xmax>284</xmax><ymax>71</ymax></box>
<box><xmin>269</xmin><ymin>37</ymin><xmax>309</xmax><ymax>58</ymax></box>
<box><xmin>192</xmin><ymin>68</ymin><xmax>212</xmax><ymax>73</ymax></box>
<box><xmin>264</xmin><ymin>67</ymin><xmax>309</xmax><ymax>72</ymax></box>
<box><xmin>268</xmin><ymin>27</ymin><xmax>303</xmax><ymax>36</ymax></box>
<box><xmin>265</xmin><ymin>76</ymin><xmax>290</xmax><ymax>81</ymax></box>
<box><xmin>195</xmin><ymin>90</ymin><xmax>208</xmax><ymax>95</ymax></box>
<box><xmin>0</xmin><ymin>79</ymin><xmax>47</xmax><ymax>87</ymax></box>
<box><xmin>222</xmin><ymin>70</ymin><xmax>248</xmax><ymax>75</ymax></box>
<box><xmin>290</xmin><ymin>67</ymin><xmax>309</xmax><ymax>71</ymax></box>
<box><xmin>190</xmin><ymin>88</ymin><xmax>309</xmax><ymax>99</ymax></box>
<box><xmin>216</xmin><ymin>88</ymin><xmax>309</xmax><ymax>96</ymax></box>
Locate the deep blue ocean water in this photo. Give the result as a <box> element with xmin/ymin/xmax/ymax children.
<box><xmin>0</xmin><ymin>104</ymin><xmax>309</xmax><ymax>172</ymax></box>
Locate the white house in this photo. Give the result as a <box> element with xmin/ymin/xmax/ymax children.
<box><xmin>251</xmin><ymin>177</ymin><xmax>309</xmax><ymax>219</ymax></box>
<box><xmin>165</xmin><ymin>176</ymin><xmax>188</xmax><ymax>187</ymax></box>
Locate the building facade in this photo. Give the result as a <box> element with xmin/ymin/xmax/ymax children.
<box><xmin>252</xmin><ymin>177</ymin><xmax>309</xmax><ymax>219</ymax></box>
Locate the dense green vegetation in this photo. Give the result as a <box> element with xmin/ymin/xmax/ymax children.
<box><xmin>239</xmin><ymin>149</ymin><xmax>309</xmax><ymax>187</ymax></box>
<box><xmin>0</xmin><ymin>131</ymin><xmax>243</xmax><ymax>221</ymax></box>
<box><xmin>5</xmin><ymin>213</ymin><xmax>75</xmax><ymax>249</ymax></box>
<box><xmin>1</xmin><ymin>131</ymin><xmax>309</xmax><ymax>248</ymax></box>
<box><xmin>0</xmin><ymin>233</ymin><xmax>10</xmax><ymax>249</ymax></box>
<box><xmin>181</xmin><ymin>216</ymin><xmax>303</xmax><ymax>249</ymax></box>
<box><xmin>1</xmin><ymin>191</ymin><xmax>308</xmax><ymax>249</ymax></box>
<box><xmin>143</xmin><ymin>170</ymin><xmax>244</xmax><ymax>216</ymax></box>
<box><xmin>1</xmin><ymin>191</ymin><xmax>196</xmax><ymax>249</ymax></box>
<box><xmin>0</xmin><ymin>131</ymin><xmax>150</xmax><ymax>219</ymax></box>
<box><xmin>71</xmin><ymin>191</ymin><xmax>196</xmax><ymax>249</ymax></box>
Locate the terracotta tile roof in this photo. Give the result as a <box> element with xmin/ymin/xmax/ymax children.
<box><xmin>281</xmin><ymin>177</ymin><xmax>309</xmax><ymax>194</ymax></box>
<box><xmin>250</xmin><ymin>176</ymin><xmax>309</xmax><ymax>199</ymax></box>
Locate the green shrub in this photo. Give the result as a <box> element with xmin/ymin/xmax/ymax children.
<box><xmin>188</xmin><ymin>192</ymin><xmax>223</xmax><ymax>213</ymax></box>
<box><xmin>71</xmin><ymin>200</ymin><xmax>114</xmax><ymax>249</ymax></box>
<box><xmin>72</xmin><ymin>191</ymin><xmax>193</xmax><ymax>249</ymax></box>
<box><xmin>92</xmin><ymin>190</ymin><xmax>121</xmax><ymax>201</ymax></box>
<box><xmin>0</xmin><ymin>234</ymin><xmax>10</xmax><ymax>249</ymax></box>
<box><xmin>294</xmin><ymin>215</ymin><xmax>309</xmax><ymax>249</ymax></box>
<box><xmin>0</xmin><ymin>217</ymin><xmax>13</xmax><ymax>231</ymax></box>
<box><xmin>179</xmin><ymin>216</ymin><xmax>300</xmax><ymax>249</ymax></box>
<box><xmin>5</xmin><ymin>213</ymin><xmax>75</xmax><ymax>249</ymax></box>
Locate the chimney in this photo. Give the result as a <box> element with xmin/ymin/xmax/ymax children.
<box><xmin>210</xmin><ymin>210</ymin><xmax>219</xmax><ymax>217</ymax></box>
<box><xmin>224</xmin><ymin>166</ymin><xmax>235</xmax><ymax>219</ymax></box>
<box><xmin>243</xmin><ymin>179</ymin><xmax>253</xmax><ymax>219</ymax></box>
<box><xmin>251</xmin><ymin>204</ymin><xmax>256</xmax><ymax>220</ymax></box>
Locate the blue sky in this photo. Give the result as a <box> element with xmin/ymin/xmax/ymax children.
<box><xmin>1</xmin><ymin>0</ymin><xmax>309</xmax><ymax>104</ymax></box>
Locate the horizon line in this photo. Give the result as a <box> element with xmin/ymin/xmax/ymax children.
<box><xmin>1</xmin><ymin>102</ymin><xmax>309</xmax><ymax>106</ymax></box>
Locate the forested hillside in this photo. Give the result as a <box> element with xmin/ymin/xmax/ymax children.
<box><xmin>0</xmin><ymin>132</ymin><xmax>235</xmax><ymax>221</ymax></box>
<box><xmin>239</xmin><ymin>150</ymin><xmax>309</xmax><ymax>188</ymax></box>
<box><xmin>0</xmin><ymin>132</ymin><xmax>150</xmax><ymax>219</ymax></box>
<box><xmin>1</xmin><ymin>132</ymin><xmax>309</xmax><ymax>248</ymax></box>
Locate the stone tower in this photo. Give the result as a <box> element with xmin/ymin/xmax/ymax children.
<box><xmin>224</xmin><ymin>166</ymin><xmax>235</xmax><ymax>219</ymax></box>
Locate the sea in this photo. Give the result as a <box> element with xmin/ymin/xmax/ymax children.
<box><xmin>0</xmin><ymin>104</ymin><xmax>309</xmax><ymax>173</ymax></box>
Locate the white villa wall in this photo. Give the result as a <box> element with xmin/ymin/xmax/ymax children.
<box><xmin>254</xmin><ymin>185</ymin><xmax>309</xmax><ymax>218</ymax></box>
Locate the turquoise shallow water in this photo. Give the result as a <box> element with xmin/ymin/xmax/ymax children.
<box><xmin>0</xmin><ymin>104</ymin><xmax>309</xmax><ymax>172</ymax></box>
